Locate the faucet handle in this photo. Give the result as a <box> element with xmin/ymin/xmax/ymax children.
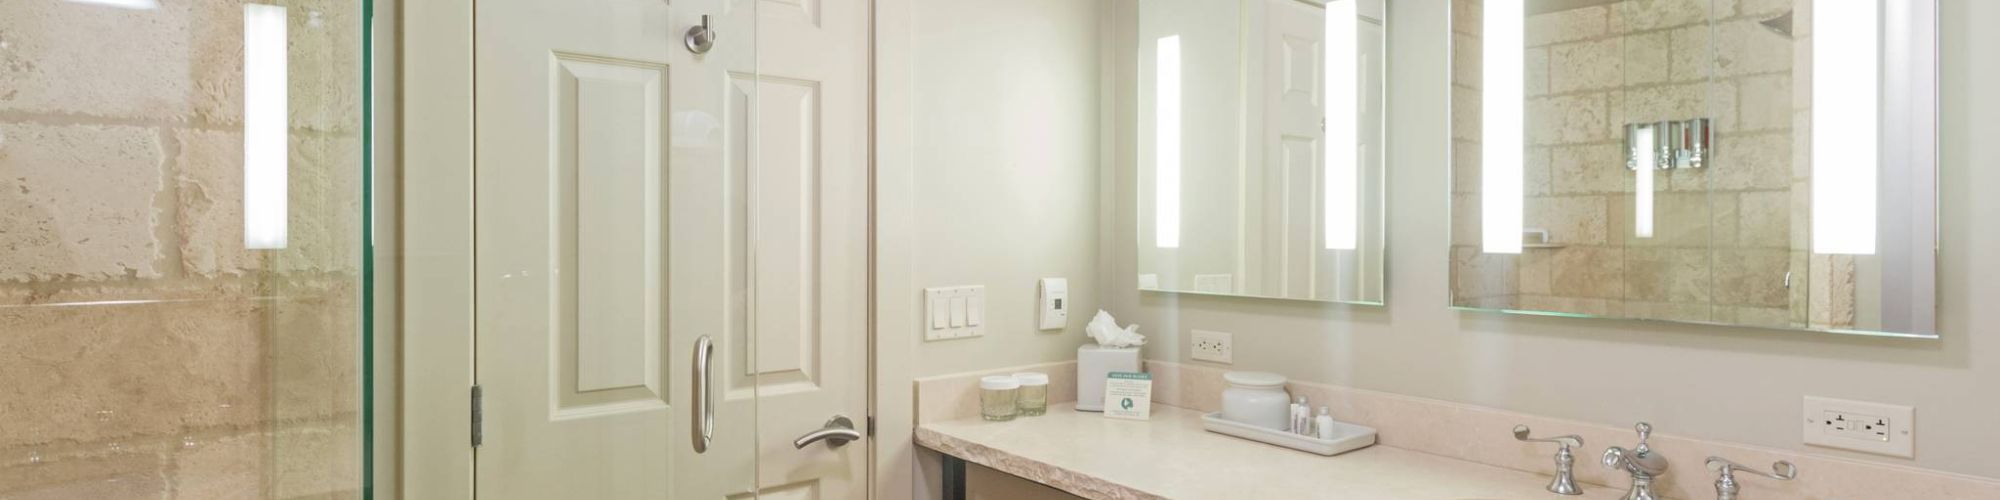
<box><xmin>1634</xmin><ymin>422</ymin><xmax>1654</xmax><ymax>452</ymax></box>
<box><xmin>1514</xmin><ymin>425</ymin><xmax>1584</xmax><ymax>496</ymax></box>
<box><xmin>1707</xmin><ymin>457</ymin><xmax>1796</xmax><ymax>500</ymax></box>
<box><xmin>1513</xmin><ymin>424</ymin><xmax>1582</xmax><ymax>448</ymax></box>
<box><xmin>1706</xmin><ymin>457</ymin><xmax>1797</xmax><ymax>480</ymax></box>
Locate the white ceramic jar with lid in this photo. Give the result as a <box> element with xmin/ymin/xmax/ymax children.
<box><xmin>1221</xmin><ymin>371</ymin><xmax>1290</xmax><ymax>431</ymax></box>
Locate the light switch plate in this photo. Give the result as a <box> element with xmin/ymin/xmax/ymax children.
<box><xmin>1803</xmin><ymin>396</ymin><xmax>1914</xmax><ymax>458</ymax></box>
<box><xmin>1190</xmin><ymin>329</ymin><xmax>1232</xmax><ymax>364</ymax></box>
<box><xmin>923</xmin><ymin>286</ymin><xmax>984</xmax><ymax>341</ymax></box>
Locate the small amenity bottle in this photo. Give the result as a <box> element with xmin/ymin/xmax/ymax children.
<box><xmin>980</xmin><ymin>376</ymin><xmax>1021</xmax><ymax>421</ymax></box>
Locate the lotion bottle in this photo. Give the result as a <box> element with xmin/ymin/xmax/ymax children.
<box><xmin>1315</xmin><ymin>407</ymin><xmax>1336</xmax><ymax>440</ymax></box>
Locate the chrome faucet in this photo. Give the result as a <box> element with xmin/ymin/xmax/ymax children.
<box><xmin>1602</xmin><ymin>422</ymin><xmax>1670</xmax><ymax>500</ymax></box>
<box><xmin>1513</xmin><ymin>425</ymin><xmax>1584</xmax><ymax>495</ymax></box>
<box><xmin>1706</xmin><ymin>457</ymin><xmax>1797</xmax><ymax>500</ymax></box>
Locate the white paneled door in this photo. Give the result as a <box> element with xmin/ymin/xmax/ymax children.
<box><xmin>473</xmin><ymin>0</ymin><xmax>869</xmax><ymax>497</ymax></box>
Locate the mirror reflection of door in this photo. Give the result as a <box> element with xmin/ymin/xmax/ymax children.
<box><xmin>1135</xmin><ymin>0</ymin><xmax>1387</xmax><ymax>304</ymax></box>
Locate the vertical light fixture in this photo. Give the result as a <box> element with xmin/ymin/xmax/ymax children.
<box><xmin>1322</xmin><ymin>0</ymin><xmax>1358</xmax><ymax>250</ymax></box>
<box><xmin>1155</xmin><ymin>35</ymin><xmax>1183</xmax><ymax>249</ymax></box>
<box><xmin>1633</xmin><ymin>126</ymin><xmax>1656</xmax><ymax>238</ymax></box>
<box><xmin>1480</xmin><ymin>0</ymin><xmax>1525</xmax><ymax>254</ymax></box>
<box><xmin>244</xmin><ymin>4</ymin><xmax>288</xmax><ymax>250</ymax></box>
<box><xmin>1811</xmin><ymin>0</ymin><xmax>1878</xmax><ymax>255</ymax></box>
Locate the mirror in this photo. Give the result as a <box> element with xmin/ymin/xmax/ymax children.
<box><xmin>1132</xmin><ymin>0</ymin><xmax>1388</xmax><ymax>304</ymax></box>
<box><xmin>1448</xmin><ymin>0</ymin><xmax>1938</xmax><ymax>337</ymax></box>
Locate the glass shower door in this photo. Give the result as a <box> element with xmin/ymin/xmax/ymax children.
<box><xmin>0</xmin><ymin>0</ymin><xmax>370</xmax><ymax>498</ymax></box>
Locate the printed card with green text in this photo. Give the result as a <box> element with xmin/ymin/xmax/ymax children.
<box><xmin>1102</xmin><ymin>371</ymin><xmax>1153</xmax><ymax>420</ymax></box>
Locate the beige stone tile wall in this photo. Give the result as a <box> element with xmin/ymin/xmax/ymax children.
<box><xmin>1449</xmin><ymin>0</ymin><xmax>1854</xmax><ymax>327</ymax></box>
<box><xmin>0</xmin><ymin>1</ymin><xmax>364</xmax><ymax>498</ymax></box>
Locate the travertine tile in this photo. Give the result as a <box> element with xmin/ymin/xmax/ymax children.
<box><xmin>1526</xmin><ymin>146</ymin><xmax>1553</xmax><ymax>195</ymax></box>
<box><xmin>1550</xmin><ymin>143</ymin><xmax>1625</xmax><ymax>194</ymax></box>
<box><xmin>1527</xmin><ymin>195</ymin><xmax>1608</xmax><ymax>245</ymax></box>
<box><xmin>1452</xmin><ymin>246</ymin><xmax>1519</xmax><ymax>301</ymax></box>
<box><xmin>1527</xmin><ymin>93</ymin><xmax>1608</xmax><ymax>145</ymax></box>
<box><xmin>1624</xmin><ymin>248</ymin><xmax>1711</xmax><ymax>303</ymax></box>
<box><xmin>1666</xmin><ymin>24</ymin><xmax>1712</xmax><ymax>83</ymax></box>
<box><xmin>1713</xmin><ymin>133</ymin><xmax>1791</xmax><ymax>190</ymax></box>
<box><xmin>173</xmin><ymin>129</ymin><xmax>261</xmax><ymax>277</ymax></box>
<box><xmin>1715</xmin><ymin>248</ymin><xmax>1791</xmax><ymax>307</ymax></box>
<box><xmin>1518</xmin><ymin>249</ymin><xmax>1552</xmax><ymax>295</ymax></box>
<box><xmin>1736</xmin><ymin>189</ymin><xmax>1791</xmax><ymax>248</ymax></box>
<box><xmin>0</xmin><ymin>300</ymin><xmax>268</xmax><ymax>450</ymax></box>
<box><xmin>0</xmin><ymin>124</ymin><xmax>163</xmax><ymax>282</ymax></box>
<box><xmin>1550</xmin><ymin>246</ymin><xmax>1623</xmax><ymax>299</ymax></box>
<box><xmin>1738</xmin><ymin>74</ymin><xmax>1793</xmax><ymax>132</ymax></box>
<box><xmin>1622</xmin><ymin>32</ymin><xmax>1671</xmax><ymax>86</ymax></box>
<box><xmin>0</xmin><ymin>448</ymin><xmax>170</xmax><ymax>500</ymax></box>
<box><xmin>1452</xmin><ymin>0</ymin><xmax>1481</xmax><ymax>36</ymax></box>
<box><xmin>1453</xmin><ymin>33</ymin><xmax>1481</xmax><ymax>90</ymax></box>
<box><xmin>1526</xmin><ymin>6</ymin><xmax>1607</xmax><ymax>47</ymax></box>
<box><xmin>1452</xmin><ymin>85</ymin><xmax>1481</xmax><ymax>142</ymax></box>
<box><xmin>1712</xmin><ymin>18</ymin><xmax>1794</xmax><ymax>78</ymax></box>
<box><xmin>1524</xmin><ymin>47</ymin><xmax>1549</xmax><ymax>96</ymax></box>
<box><xmin>0</xmin><ymin>1</ymin><xmax>231</xmax><ymax>123</ymax></box>
<box><xmin>1622</xmin><ymin>80</ymin><xmax>1736</xmax><ymax>129</ymax></box>
<box><xmin>1611</xmin><ymin>0</ymin><xmax>1735</xmax><ymax>33</ymax></box>
<box><xmin>1549</xmin><ymin>39</ymin><xmax>1623</xmax><ymax>93</ymax></box>
<box><xmin>1451</xmin><ymin>194</ymin><xmax>1481</xmax><ymax>246</ymax></box>
<box><xmin>1452</xmin><ymin>141</ymin><xmax>1481</xmax><ymax>194</ymax></box>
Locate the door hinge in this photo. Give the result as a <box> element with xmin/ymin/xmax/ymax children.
<box><xmin>866</xmin><ymin>416</ymin><xmax>876</xmax><ymax>437</ymax></box>
<box><xmin>471</xmin><ymin>385</ymin><xmax>484</xmax><ymax>449</ymax></box>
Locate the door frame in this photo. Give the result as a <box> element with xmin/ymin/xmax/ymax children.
<box><xmin>392</xmin><ymin>0</ymin><xmax>906</xmax><ymax>498</ymax></box>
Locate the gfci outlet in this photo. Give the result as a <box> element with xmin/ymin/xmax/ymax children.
<box><xmin>1190</xmin><ymin>330</ymin><xmax>1233</xmax><ymax>364</ymax></box>
<box><xmin>1803</xmin><ymin>396</ymin><xmax>1914</xmax><ymax>458</ymax></box>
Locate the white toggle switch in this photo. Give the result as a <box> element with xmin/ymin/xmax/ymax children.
<box><xmin>1038</xmin><ymin>278</ymin><xmax>1068</xmax><ymax>331</ymax></box>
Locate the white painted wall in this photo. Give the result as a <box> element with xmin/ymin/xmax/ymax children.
<box><xmin>910</xmin><ymin>0</ymin><xmax>1103</xmax><ymax>376</ymax></box>
<box><xmin>1102</xmin><ymin>0</ymin><xmax>2000</xmax><ymax>478</ymax></box>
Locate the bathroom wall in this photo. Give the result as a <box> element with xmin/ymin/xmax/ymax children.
<box><xmin>0</xmin><ymin>1</ymin><xmax>365</xmax><ymax>498</ymax></box>
<box><xmin>1105</xmin><ymin>0</ymin><xmax>2000</xmax><ymax>479</ymax></box>
<box><xmin>910</xmin><ymin>0</ymin><xmax>1104</xmax><ymax>376</ymax></box>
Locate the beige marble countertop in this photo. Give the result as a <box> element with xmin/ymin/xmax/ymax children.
<box><xmin>917</xmin><ymin>402</ymin><xmax>1631</xmax><ymax>500</ymax></box>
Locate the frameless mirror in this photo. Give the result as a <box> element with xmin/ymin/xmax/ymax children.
<box><xmin>1448</xmin><ymin>0</ymin><xmax>1938</xmax><ymax>337</ymax></box>
<box><xmin>1133</xmin><ymin>0</ymin><xmax>1388</xmax><ymax>304</ymax></box>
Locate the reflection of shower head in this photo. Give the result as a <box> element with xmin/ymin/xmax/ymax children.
<box><xmin>1760</xmin><ymin>10</ymin><xmax>1795</xmax><ymax>38</ymax></box>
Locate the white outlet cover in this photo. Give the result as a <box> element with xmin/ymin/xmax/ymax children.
<box><xmin>1803</xmin><ymin>396</ymin><xmax>1914</xmax><ymax>458</ymax></box>
<box><xmin>1191</xmin><ymin>329</ymin><xmax>1233</xmax><ymax>364</ymax></box>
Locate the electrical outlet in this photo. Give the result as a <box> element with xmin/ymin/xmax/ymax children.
<box><xmin>1803</xmin><ymin>396</ymin><xmax>1914</xmax><ymax>458</ymax></box>
<box><xmin>1190</xmin><ymin>330</ymin><xmax>1232</xmax><ymax>364</ymax></box>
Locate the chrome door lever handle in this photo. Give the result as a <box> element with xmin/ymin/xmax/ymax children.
<box><xmin>793</xmin><ymin>415</ymin><xmax>862</xmax><ymax>449</ymax></box>
<box><xmin>692</xmin><ymin>336</ymin><xmax>714</xmax><ymax>453</ymax></box>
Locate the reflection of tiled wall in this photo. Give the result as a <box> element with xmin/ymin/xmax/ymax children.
<box><xmin>0</xmin><ymin>1</ymin><xmax>363</xmax><ymax>498</ymax></box>
<box><xmin>1450</xmin><ymin>0</ymin><xmax>1851</xmax><ymax>327</ymax></box>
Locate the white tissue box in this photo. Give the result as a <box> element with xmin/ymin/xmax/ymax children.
<box><xmin>1076</xmin><ymin>344</ymin><xmax>1141</xmax><ymax>411</ymax></box>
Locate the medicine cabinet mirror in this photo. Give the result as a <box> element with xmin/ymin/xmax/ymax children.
<box><xmin>1448</xmin><ymin>0</ymin><xmax>1939</xmax><ymax>337</ymax></box>
<box><xmin>1132</xmin><ymin>0</ymin><xmax>1388</xmax><ymax>304</ymax></box>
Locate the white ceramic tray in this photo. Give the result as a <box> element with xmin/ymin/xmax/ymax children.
<box><xmin>1200</xmin><ymin>412</ymin><xmax>1378</xmax><ymax>456</ymax></box>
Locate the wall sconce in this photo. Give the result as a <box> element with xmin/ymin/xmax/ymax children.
<box><xmin>1322</xmin><ymin>0</ymin><xmax>1358</xmax><ymax>251</ymax></box>
<box><xmin>1154</xmin><ymin>35</ymin><xmax>1182</xmax><ymax>249</ymax></box>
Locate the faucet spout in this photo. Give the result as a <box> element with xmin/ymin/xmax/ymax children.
<box><xmin>1603</xmin><ymin>423</ymin><xmax>1670</xmax><ymax>500</ymax></box>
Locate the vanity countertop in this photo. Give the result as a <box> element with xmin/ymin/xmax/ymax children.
<box><xmin>916</xmin><ymin>402</ymin><xmax>1627</xmax><ymax>500</ymax></box>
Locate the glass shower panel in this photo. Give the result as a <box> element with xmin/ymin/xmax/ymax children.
<box><xmin>0</xmin><ymin>1</ymin><xmax>369</xmax><ymax>498</ymax></box>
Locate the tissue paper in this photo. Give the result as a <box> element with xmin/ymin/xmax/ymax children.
<box><xmin>1085</xmin><ymin>310</ymin><xmax>1146</xmax><ymax>347</ymax></box>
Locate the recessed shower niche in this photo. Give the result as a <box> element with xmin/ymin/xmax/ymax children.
<box><xmin>1448</xmin><ymin>0</ymin><xmax>1939</xmax><ymax>337</ymax></box>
